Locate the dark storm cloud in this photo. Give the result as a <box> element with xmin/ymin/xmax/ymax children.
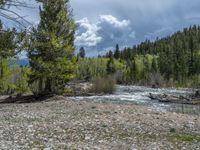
<box><xmin>5</xmin><ymin>0</ymin><xmax>200</xmax><ymax>56</ymax></box>
<box><xmin>71</xmin><ymin>0</ymin><xmax>200</xmax><ymax>55</ymax></box>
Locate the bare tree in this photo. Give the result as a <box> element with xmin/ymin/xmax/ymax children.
<box><xmin>0</xmin><ymin>0</ymin><xmax>32</xmax><ymax>27</ymax></box>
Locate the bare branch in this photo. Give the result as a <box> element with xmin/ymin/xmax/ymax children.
<box><xmin>0</xmin><ymin>0</ymin><xmax>34</xmax><ymax>27</ymax></box>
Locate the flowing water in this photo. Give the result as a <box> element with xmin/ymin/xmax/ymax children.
<box><xmin>71</xmin><ymin>85</ymin><xmax>200</xmax><ymax>115</ymax></box>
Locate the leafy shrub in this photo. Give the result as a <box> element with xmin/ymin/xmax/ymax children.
<box><xmin>90</xmin><ymin>76</ymin><xmax>116</xmax><ymax>94</ymax></box>
<box><xmin>77</xmin><ymin>58</ymin><xmax>108</xmax><ymax>81</ymax></box>
<box><xmin>147</xmin><ymin>72</ymin><xmax>165</xmax><ymax>87</ymax></box>
<box><xmin>15</xmin><ymin>67</ymin><xmax>31</xmax><ymax>95</ymax></box>
<box><xmin>191</xmin><ymin>75</ymin><xmax>200</xmax><ymax>88</ymax></box>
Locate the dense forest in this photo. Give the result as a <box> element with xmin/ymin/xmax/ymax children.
<box><xmin>77</xmin><ymin>25</ymin><xmax>200</xmax><ymax>87</ymax></box>
<box><xmin>118</xmin><ymin>25</ymin><xmax>200</xmax><ymax>84</ymax></box>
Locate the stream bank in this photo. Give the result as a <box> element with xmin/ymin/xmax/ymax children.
<box><xmin>71</xmin><ymin>85</ymin><xmax>200</xmax><ymax>115</ymax></box>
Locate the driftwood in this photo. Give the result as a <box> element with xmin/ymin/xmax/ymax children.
<box><xmin>0</xmin><ymin>94</ymin><xmax>58</xmax><ymax>104</ymax></box>
<box><xmin>148</xmin><ymin>92</ymin><xmax>200</xmax><ymax>105</ymax></box>
<box><xmin>65</xmin><ymin>81</ymin><xmax>93</xmax><ymax>96</ymax></box>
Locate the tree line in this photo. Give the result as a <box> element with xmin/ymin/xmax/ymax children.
<box><xmin>78</xmin><ymin>26</ymin><xmax>200</xmax><ymax>87</ymax></box>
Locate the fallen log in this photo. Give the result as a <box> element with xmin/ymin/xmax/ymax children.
<box><xmin>148</xmin><ymin>93</ymin><xmax>200</xmax><ymax>105</ymax></box>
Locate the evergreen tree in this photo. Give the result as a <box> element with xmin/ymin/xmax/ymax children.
<box><xmin>118</xmin><ymin>25</ymin><xmax>200</xmax><ymax>83</ymax></box>
<box><xmin>106</xmin><ymin>55</ymin><xmax>116</xmax><ymax>75</ymax></box>
<box><xmin>106</xmin><ymin>50</ymin><xmax>113</xmax><ymax>58</ymax></box>
<box><xmin>78</xmin><ymin>47</ymin><xmax>85</xmax><ymax>58</ymax></box>
<box><xmin>151</xmin><ymin>57</ymin><xmax>158</xmax><ymax>73</ymax></box>
<box><xmin>114</xmin><ymin>44</ymin><xmax>120</xmax><ymax>59</ymax></box>
<box><xmin>28</xmin><ymin>0</ymin><xmax>76</xmax><ymax>95</ymax></box>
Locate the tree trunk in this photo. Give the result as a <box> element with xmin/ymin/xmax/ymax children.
<box><xmin>0</xmin><ymin>58</ymin><xmax>3</xmax><ymax>79</ymax></box>
<box><xmin>45</xmin><ymin>78</ymin><xmax>52</xmax><ymax>94</ymax></box>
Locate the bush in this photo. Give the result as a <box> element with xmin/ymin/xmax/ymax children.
<box><xmin>90</xmin><ymin>76</ymin><xmax>116</xmax><ymax>94</ymax></box>
<box><xmin>147</xmin><ymin>72</ymin><xmax>165</xmax><ymax>87</ymax></box>
<box><xmin>191</xmin><ymin>75</ymin><xmax>200</xmax><ymax>88</ymax></box>
<box><xmin>15</xmin><ymin>67</ymin><xmax>31</xmax><ymax>95</ymax></box>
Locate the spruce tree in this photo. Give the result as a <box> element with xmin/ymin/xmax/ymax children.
<box><xmin>106</xmin><ymin>53</ymin><xmax>116</xmax><ymax>75</ymax></box>
<box><xmin>28</xmin><ymin>0</ymin><xmax>76</xmax><ymax>95</ymax></box>
<box><xmin>114</xmin><ymin>44</ymin><xmax>120</xmax><ymax>59</ymax></box>
<box><xmin>151</xmin><ymin>57</ymin><xmax>158</xmax><ymax>73</ymax></box>
<box><xmin>78</xmin><ymin>47</ymin><xmax>85</xmax><ymax>58</ymax></box>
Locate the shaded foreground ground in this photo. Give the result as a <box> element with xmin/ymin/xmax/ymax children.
<box><xmin>0</xmin><ymin>96</ymin><xmax>199</xmax><ymax>150</ymax></box>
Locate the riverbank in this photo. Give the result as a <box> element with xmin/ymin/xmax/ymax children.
<box><xmin>0</xmin><ymin>97</ymin><xmax>199</xmax><ymax>149</ymax></box>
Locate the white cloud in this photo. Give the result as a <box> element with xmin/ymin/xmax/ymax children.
<box><xmin>99</xmin><ymin>15</ymin><xmax>130</xmax><ymax>28</ymax></box>
<box><xmin>75</xmin><ymin>18</ymin><xmax>102</xmax><ymax>47</ymax></box>
<box><xmin>75</xmin><ymin>15</ymin><xmax>136</xmax><ymax>55</ymax></box>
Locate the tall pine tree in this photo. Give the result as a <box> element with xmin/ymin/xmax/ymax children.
<box><xmin>114</xmin><ymin>44</ymin><xmax>120</xmax><ymax>59</ymax></box>
<box><xmin>78</xmin><ymin>47</ymin><xmax>85</xmax><ymax>58</ymax></box>
<box><xmin>28</xmin><ymin>0</ymin><xmax>76</xmax><ymax>95</ymax></box>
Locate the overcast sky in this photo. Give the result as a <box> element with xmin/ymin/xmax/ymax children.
<box><xmin>4</xmin><ymin>0</ymin><xmax>200</xmax><ymax>56</ymax></box>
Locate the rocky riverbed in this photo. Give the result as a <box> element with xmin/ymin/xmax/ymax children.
<box><xmin>0</xmin><ymin>96</ymin><xmax>199</xmax><ymax>150</ymax></box>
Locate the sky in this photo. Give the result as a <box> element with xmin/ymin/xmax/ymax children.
<box><xmin>3</xmin><ymin>0</ymin><xmax>200</xmax><ymax>56</ymax></box>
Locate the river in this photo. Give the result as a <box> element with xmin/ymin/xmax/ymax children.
<box><xmin>71</xmin><ymin>85</ymin><xmax>200</xmax><ymax>115</ymax></box>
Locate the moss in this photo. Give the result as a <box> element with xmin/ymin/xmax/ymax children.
<box><xmin>175</xmin><ymin>134</ymin><xmax>200</xmax><ymax>142</ymax></box>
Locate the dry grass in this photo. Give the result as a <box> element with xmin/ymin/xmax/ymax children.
<box><xmin>90</xmin><ymin>76</ymin><xmax>116</xmax><ymax>94</ymax></box>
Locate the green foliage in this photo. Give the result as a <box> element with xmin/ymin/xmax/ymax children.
<box><xmin>191</xmin><ymin>75</ymin><xmax>200</xmax><ymax>88</ymax></box>
<box><xmin>175</xmin><ymin>134</ymin><xmax>200</xmax><ymax>142</ymax></box>
<box><xmin>77</xmin><ymin>57</ymin><xmax>127</xmax><ymax>84</ymax></box>
<box><xmin>151</xmin><ymin>56</ymin><xmax>158</xmax><ymax>72</ymax></box>
<box><xmin>0</xmin><ymin>58</ymin><xmax>13</xmax><ymax>94</ymax></box>
<box><xmin>77</xmin><ymin>58</ymin><xmax>108</xmax><ymax>81</ymax></box>
<box><xmin>125</xmin><ymin>55</ymin><xmax>156</xmax><ymax>81</ymax></box>
<box><xmin>0</xmin><ymin>26</ymin><xmax>18</xmax><ymax>58</ymax></box>
<box><xmin>0</xmin><ymin>58</ymin><xmax>30</xmax><ymax>95</ymax></box>
<box><xmin>107</xmin><ymin>57</ymin><xmax>116</xmax><ymax>75</ymax></box>
<box><xmin>0</xmin><ymin>20</ymin><xmax>24</xmax><ymax>95</ymax></box>
<box><xmin>15</xmin><ymin>67</ymin><xmax>31</xmax><ymax>95</ymax></box>
<box><xmin>28</xmin><ymin>0</ymin><xmax>76</xmax><ymax>95</ymax></box>
<box><xmin>114</xmin><ymin>25</ymin><xmax>200</xmax><ymax>87</ymax></box>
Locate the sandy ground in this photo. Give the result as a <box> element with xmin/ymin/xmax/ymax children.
<box><xmin>0</xmin><ymin>96</ymin><xmax>199</xmax><ymax>150</ymax></box>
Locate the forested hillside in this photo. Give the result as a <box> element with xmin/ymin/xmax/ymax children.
<box><xmin>78</xmin><ymin>25</ymin><xmax>200</xmax><ymax>87</ymax></box>
<box><xmin>120</xmin><ymin>25</ymin><xmax>200</xmax><ymax>75</ymax></box>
